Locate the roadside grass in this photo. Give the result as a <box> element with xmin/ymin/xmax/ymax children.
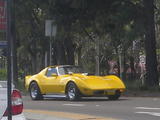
<box><xmin>17</xmin><ymin>78</ymin><xmax>28</xmax><ymax>95</ymax></box>
<box><xmin>125</xmin><ymin>79</ymin><xmax>160</xmax><ymax>91</ymax></box>
<box><xmin>124</xmin><ymin>79</ymin><xmax>160</xmax><ymax>97</ymax></box>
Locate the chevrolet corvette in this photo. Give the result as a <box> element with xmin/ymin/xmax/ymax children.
<box><xmin>25</xmin><ymin>65</ymin><xmax>126</xmax><ymax>101</ymax></box>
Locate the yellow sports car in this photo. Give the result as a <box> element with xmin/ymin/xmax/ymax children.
<box><xmin>25</xmin><ymin>65</ymin><xmax>126</xmax><ymax>101</ymax></box>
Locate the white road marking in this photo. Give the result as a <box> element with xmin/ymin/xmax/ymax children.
<box><xmin>153</xmin><ymin>98</ymin><xmax>158</xmax><ymax>101</ymax></box>
<box><xmin>135</xmin><ymin>107</ymin><xmax>160</xmax><ymax>117</ymax></box>
<box><xmin>135</xmin><ymin>107</ymin><xmax>160</xmax><ymax>110</ymax></box>
<box><xmin>135</xmin><ymin>112</ymin><xmax>160</xmax><ymax>117</ymax></box>
<box><xmin>63</xmin><ymin>104</ymin><xmax>85</xmax><ymax>107</ymax></box>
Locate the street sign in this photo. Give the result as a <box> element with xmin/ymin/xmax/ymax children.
<box><xmin>45</xmin><ymin>20</ymin><xmax>57</xmax><ymax>65</ymax></box>
<box><xmin>0</xmin><ymin>0</ymin><xmax>7</xmax><ymax>31</ymax></box>
<box><xmin>0</xmin><ymin>41</ymin><xmax>7</xmax><ymax>48</ymax></box>
<box><xmin>45</xmin><ymin>20</ymin><xmax>57</xmax><ymax>37</ymax></box>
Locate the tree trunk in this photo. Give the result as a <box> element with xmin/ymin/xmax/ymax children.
<box><xmin>130</xmin><ymin>56</ymin><xmax>136</xmax><ymax>80</ymax></box>
<box><xmin>64</xmin><ymin>37</ymin><xmax>75</xmax><ymax>65</ymax></box>
<box><xmin>27</xmin><ymin>38</ymin><xmax>37</xmax><ymax>74</ymax></box>
<box><xmin>122</xmin><ymin>50</ymin><xmax>126</xmax><ymax>81</ymax></box>
<box><xmin>32</xmin><ymin>55</ymin><xmax>37</xmax><ymax>74</ymax></box>
<box><xmin>77</xmin><ymin>46</ymin><xmax>82</xmax><ymax>66</ymax></box>
<box><xmin>55</xmin><ymin>40</ymin><xmax>66</xmax><ymax>65</ymax></box>
<box><xmin>143</xmin><ymin>0</ymin><xmax>159</xmax><ymax>87</ymax></box>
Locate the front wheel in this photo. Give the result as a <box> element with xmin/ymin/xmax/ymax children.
<box><xmin>29</xmin><ymin>82</ymin><xmax>43</xmax><ymax>100</ymax></box>
<box><xmin>66</xmin><ymin>82</ymin><xmax>81</xmax><ymax>101</ymax></box>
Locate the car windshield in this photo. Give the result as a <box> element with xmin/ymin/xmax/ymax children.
<box><xmin>58</xmin><ymin>66</ymin><xmax>86</xmax><ymax>75</ymax></box>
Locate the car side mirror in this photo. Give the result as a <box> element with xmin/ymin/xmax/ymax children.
<box><xmin>51</xmin><ymin>73</ymin><xmax>57</xmax><ymax>77</ymax></box>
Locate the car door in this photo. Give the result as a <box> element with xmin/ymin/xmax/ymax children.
<box><xmin>0</xmin><ymin>81</ymin><xmax>7</xmax><ymax>119</ymax></box>
<box><xmin>42</xmin><ymin>67</ymin><xmax>62</xmax><ymax>93</ymax></box>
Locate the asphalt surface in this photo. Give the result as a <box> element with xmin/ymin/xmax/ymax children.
<box><xmin>23</xmin><ymin>96</ymin><xmax>120</xmax><ymax>120</ymax></box>
<box><xmin>23</xmin><ymin>95</ymin><xmax>160</xmax><ymax>120</ymax></box>
<box><xmin>25</xmin><ymin>111</ymin><xmax>73</xmax><ymax>120</ymax></box>
<box><xmin>24</xmin><ymin>109</ymin><xmax>117</xmax><ymax>120</ymax></box>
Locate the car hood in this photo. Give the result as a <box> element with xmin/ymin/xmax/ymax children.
<box><xmin>0</xmin><ymin>81</ymin><xmax>7</xmax><ymax>119</ymax></box>
<box><xmin>72</xmin><ymin>74</ymin><xmax>121</xmax><ymax>89</ymax></box>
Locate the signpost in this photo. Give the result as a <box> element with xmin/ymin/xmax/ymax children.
<box><xmin>6</xmin><ymin>0</ymin><xmax>12</xmax><ymax>119</ymax></box>
<box><xmin>45</xmin><ymin>20</ymin><xmax>57</xmax><ymax>66</ymax></box>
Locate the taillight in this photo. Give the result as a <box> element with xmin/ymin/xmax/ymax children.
<box><xmin>3</xmin><ymin>89</ymin><xmax>23</xmax><ymax>116</ymax></box>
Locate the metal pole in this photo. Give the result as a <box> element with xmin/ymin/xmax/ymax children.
<box><xmin>12</xmin><ymin>0</ymin><xmax>18</xmax><ymax>88</ymax></box>
<box><xmin>45</xmin><ymin>51</ymin><xmax>48</xmax><ymax>67</ymax></box>
<box><xmin>95</xmin><ymin>37</ymin><xmax>100</xmax><ymax>76</ymax></box>
<box><xmin>119</xmin><ymin>52</ymin><xmax>122</xmax><ymax>79</ymax></box>
<box><xmin>49</xmin><ymin>37</ymin><xmax>52</xmax><ymax>65</ymax></box>
<box><xmin>7</xmin><ymin>0</ymin><xmax>12</xmax><ymax>119</ymax></box>
<box><xmin>49</xmin><ymin>22</ymin><xmax>53</xmax><ymax>66</ymax></box>
<box><xmin>118</xmin><ymin>46</ymin><xmax>123</xmax><ymax>79</ymax></box>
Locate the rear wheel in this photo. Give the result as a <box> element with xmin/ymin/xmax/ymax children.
<box><xmin>108</xmin><ymin>90</ymin><xmax>121</xmax><ymax>100</ymax></box>
<box><xmin>66</xmin><ymin>82</ymin><xmax>81</xmax><ymax>101</ymax></box>
<box><xmin>29</xmin><ymin>82</ymin><xmax>43</xmax><ymax>100</ymax></box>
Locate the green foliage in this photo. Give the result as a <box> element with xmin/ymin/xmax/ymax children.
<box><xmin>0</xmin><ymin>69</ymin><xmax>7</xmax><ymax>81</ymax></box>
<box><xmin>14</xmin><ymin>0</ymin><xmax>159</xmax><ymax>87</ymax></box>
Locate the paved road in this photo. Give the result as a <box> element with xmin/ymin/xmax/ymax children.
<box><xmin>23</xmin><ymin>96</ymin><xmax>160</xmax><ymax>120</ymax></box>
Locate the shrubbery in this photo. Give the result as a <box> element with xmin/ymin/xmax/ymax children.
<box><xmin>0</xmin><ymin>69</ymin><xmax>7</xmax><ymax>81</ymax></box>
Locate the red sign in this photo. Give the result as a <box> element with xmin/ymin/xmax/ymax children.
<box><xmin>0</xmin><ymin>0</ymin><xmax>6</xmax><ymax>30</ymax></box>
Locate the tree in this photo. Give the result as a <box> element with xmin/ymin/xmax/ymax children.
<box><xmin>143</xmin><ymin>0</ymin><xmax>159</xmax><ymax>87</ymax></box>
<box><xmin>14</xmin><ymin>0</ymin><xmax>159</xmax><ymax>83</ymax></box>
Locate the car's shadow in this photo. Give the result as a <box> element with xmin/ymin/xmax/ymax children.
<box><xmin>42</xmin><ymin>97</ymin><xmax>129</xmax><ymax>102</ymax></box>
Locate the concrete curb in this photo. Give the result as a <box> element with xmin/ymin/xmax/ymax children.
<box><xmin>123</xmin><ymin>91</ymin><xmax>160</xmax><ymax>97</ymax></box>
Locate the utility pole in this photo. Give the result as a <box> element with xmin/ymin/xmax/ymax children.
<box><xmin>7</xmin><ymin>0</ymin><xmax>13</xmax><ymax>119</ymax></box>
<box><xmin>95</xmin><ymin>37</ymin><xmax>100</xmax><ymax>76</ymax></box>
<box><xmin>12</xmin><ymin>0</ymin><xmax>18</xmax><ymax>88</ymax></box>
<box><xmin>49</xmin><ymin>27</ymin><xmax>52</xmax><ymax>66</ymax></box>
<box><xmin>118</xmin><ymin>45</ymin><xmax>123</xmax><ymax>79</ymax></box>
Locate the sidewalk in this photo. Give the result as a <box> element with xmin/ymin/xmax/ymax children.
<box><xmin>123</xmin><ymin>90</ymin><xmax>160</xmax><ymax>97</ymax></box>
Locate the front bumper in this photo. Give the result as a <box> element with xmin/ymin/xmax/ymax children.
<box><xmin>80</xmin><ymin>88</ymin><xmax>125</xmax><ymax>96</ymax></box>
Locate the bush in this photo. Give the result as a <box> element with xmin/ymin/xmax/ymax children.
<box><xmin>0</xmin><ymin>69</ymin><xmax>7</xmax><ymax>81</ymax></box>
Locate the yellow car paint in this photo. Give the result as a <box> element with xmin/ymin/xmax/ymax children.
<box><xmin>25</xmin><ymin>66</ymin><xmax>126</xmax><ymax>97</ymax></box>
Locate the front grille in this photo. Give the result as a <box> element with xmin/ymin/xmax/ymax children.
<box><xmin>93</xmin><ymin>90</ymin><xmax>105</xmax><ymax>95</ymax></box>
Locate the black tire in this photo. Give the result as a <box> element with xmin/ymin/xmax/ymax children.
<box><xmin>29</xmin><ymin>82</ymin><xmax>43</xmax><ymax>100</ymax></box>
<box><xmin>66</xmin><ymin>82</ymin><xmax>81</xmax><ymax>101</ymax></box>
<box><xmin>108</xmin><ymin>90</ymin><xmax>121</xmax><ymax>100</ymax></box>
